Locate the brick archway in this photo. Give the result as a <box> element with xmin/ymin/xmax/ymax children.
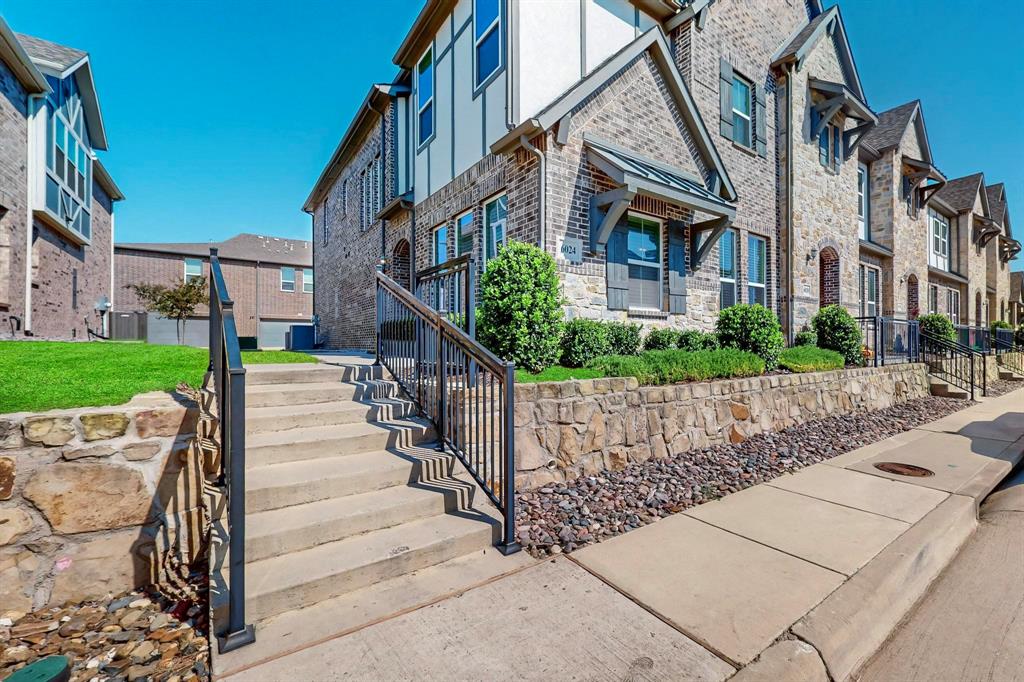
<box><xmin>391</xmin><ymin>239</ymin><xmax>411</xmax><ymax>290</ymax></box>
<box><xmin>819</xmin><ymin>247</ymin><xmax>840</xmax><ymax>307</ymax></box>
<box><xmin>907</xmin><ymin>274</ymin><xmax>919</xmax><ymax>319</ymax></box>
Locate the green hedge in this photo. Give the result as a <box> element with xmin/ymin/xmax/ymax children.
<box><xmin>812</xmin><ymin>305</ymin><xmax>862</xmax><ymax>365</ymax></box>
<box><xmin>779</xmin><ymin>346</ymin><xmax>845</xmax><ymax>373</ymax></box>
<box><xmin>918</xmin><ymin>313</ymin><xmax>956</xmax><ymax>342</ymax></box>
<box><xmin>560</xmin><ymin>319</ymin><xmax>610</xmax><ymax>368</ymax></box>
<box><xmin>716</xmin><ymin>304</ymin><xmax>784</xmax><ymax>370</ymax></box>
<box><xmin>794</xmin><ymin>328</ymin><xmax>817</xmax><ymax>347</ymax></box>
<box><xmin>643</xmin><ymin>328</ymin><xmax>680</xmax><ymax>351</ymax></box>
<box><xmin>605</xmin><ymin>321</ymin><xmax>642</xmax><ymax>356</ymax></box>
<box><xmin>588</xmin><ymin>348</ymin><xmax>765</xmax><ymax>385</ymax></box>
<box><xmin>677</xmin><ymin>329</ymin><xmax>720</xmax><ymax>352</ymax></box>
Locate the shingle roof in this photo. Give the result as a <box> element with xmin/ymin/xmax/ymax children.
<box><xmin>116</xmin><ymin>233</ymin><xmax>312</xmax><ymax>267</ymax></box>
<box><xmin>774</xmin><ymin>8</ymin><xmax>833</xmax><ymax>64</ymax></box>
<box><xmin>861</xmin><ymin>101</ymin><xmax>919</xmax><ymax>152</ymax></box>
<box><xmin>933</xmin><ymin>173</ymin><xmax>984</xmax><ymax>213</ymax></box>
<box><xmin>986</xmin><ymin>184</ymin><xmax>1006</xmax><ymax>225</ymax></box>
<box><xmin>15</xmin><ymin>33</ymin><xmax>86</xmax><ymax>70</ymax></box>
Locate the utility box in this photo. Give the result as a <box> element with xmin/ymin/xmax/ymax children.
<box><xmin>287</xmin><ymin>325</ymin><xmax>315</xmax><ymax>351</ymax></box>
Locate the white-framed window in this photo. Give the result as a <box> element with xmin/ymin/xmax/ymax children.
<box><xmin>474</xmin><ymin>0</ymin><xmax>502</xmax><ymax>87</ymax></box>
<box><xmin>456</xmin><ymin>211</ymin><xmax>474</xmax><ymax>256</ymax></box>
<box><xmin>43</xmin><ymin>73</ymin><xmax>93</xmax><ymax>241</ymax></box>
<box><xmin>626</xmin><ymin>214</ymin><xmax>663</xmax><ymax>310</ymax></box>
<box><xmin>928</xmin><ymin>284</ymin><xmax>939</xmax><ymax>314</ymax></box>
<box><xmin>947</xmin><ymin>288</ymin><xmax>960</xmax><ymax>325</ymax></box>
<box><xmin>484</xmin><ymin>194</ymin><xmax>507</xmax><ymax>261</ymax></box>
<box><xmin>858</xmin><ymin>162</ymin><xmax>870</xmax><ymax>240</ymax></box>
<box><xmin>747</xmin><ymin>234</ymin><xmax>766</xmax><ymax>306</ymax></box>
<box><xmin>928</xmin><ymin>209</ymin><xmax>950</xmax><ymax>271</ymax></box>
<box><xmin>818</xmin><ymin>119</ymin><xmax>842</xmax><ymax>172</ymax></box>
<box><xmin>432</xmin><ymin>223</ymin><xmax>448</xmax><ymax>265</ymax></box>
<box><xmin>302</xmin><ymin>268</ymin><xmax>313</xmax><ymax>294</ymax></box>
<box><xmin>859</xmin><ymin>264</ymin><xmax>879</xmax><ymax>317</ymax></box>
<box><xmin>281</xmin><ymin>267</ymin><xmax>295</xmax><ymax>292</ymax></box>
<box><xmin>719</xmin><ymin>228</ymin><xmax>737</xmax><ymax>309</ymax></box>
<box><xmin>731</xmin><ymin>75</ymin><xmax>753</xmax><ymax>148</ymax></box>
<box><xmin>184</xmin><ymin>258</ymin><xmax>203</xmax><ymax>284</ymax></box>
<box><xmin>417</xmin><ymin>48</ymin><xmax>434</xmax><ymax>146</ymax></box>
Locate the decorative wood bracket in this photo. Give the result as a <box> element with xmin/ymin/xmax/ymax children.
<box><xmin>694</xmin><ymin>5</ymin><xmax>709</xmax><ymax>30</ymax></box>
<box><xmin>843</xmin><ymin>121</ymin><xmax>873</xmax><ymax>157</ymax></box>
<box><xmin>556</xmin><ymin>112</ymin><xmax>572</xmax><ymax>146</ymax></box>
<box><xmin>811</xmin><ymin>96</ymin><xmax>844</xmax><ymax>139</ymax></box>
<box><xmin>589</xmin><ymin>186</ymin><xmax>636</xmax><ymax>254</ymax></box>
<box><xmin>689</xmin><ymin>216</ymin><xmax>732</xmax><ymax>270</ymax></box>
<box><xmin>917</xmin><ymin>180</ymin><xmax>945</xmax><ymax>206</ymax></box>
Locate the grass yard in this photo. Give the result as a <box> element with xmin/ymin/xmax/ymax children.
<box><xmin>515</xmin><ymin>365</ymin><xmax>605</xmax><ymax>383</ymax></box>
<box><xmin>0</xmin><ymin>341</ymin><xmax>316</xmax><ymax>413</ymax></box>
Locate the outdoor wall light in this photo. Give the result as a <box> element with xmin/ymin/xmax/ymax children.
<box><xmin>807</xmin><ymin>247</ymin><xmax>818</xmax><ymax>263</ymax></box>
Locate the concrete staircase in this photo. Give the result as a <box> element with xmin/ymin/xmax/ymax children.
<box><xmin>228</xmin><ymin>360</ymin><xmax>500</xmax><ymax>631</ymax></box>
<box><xmin>928</xmin><ymin>376</ymin><xmax>970</xmax><ymax>399</ymax></box>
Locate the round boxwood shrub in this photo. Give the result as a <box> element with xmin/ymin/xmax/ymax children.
<box><xmin>1016</xmin><ymin>324</ymin><xmax>1024</xmax><ymax>347</ymax></box>
<box><xmin>918</xmin><ymin>313</ymin><xmax>956</xmax><ymax>342</ymax></box>
<box><xmin>643</xmin><ymin>327</ymin><xmax>680</xmax><ymax>351</ymax></box>
<box><xmin>716</xmin><ymin>304</ymin><xmax>784</xmax><ymax>370</ymax></box>
<box><xmin>677</xmin><ymin>329</ymin><xmax>720</xmax><ymax>352</ymax></box>
<box><xmin>560</xmin><ymin>319</ymin><xmax>610</xmax><ymax>368</ymax></box>
<box><xmin>811</xmin><ymin>305</ymin><xmax>862</xmax><ymax>365</ymax></box>
<box><xmin>476</xmin><ymin>241</ymin><xmax>564</xmax><ymax>373</ymax></box>
<box><xmin>794</xmin><ymin>327</ymin><xmax>817</xmax><ymax>347</ymax></box>
<box><xmin>604</xmin><ymin>321</ymin><xmax>642</xmax><ymax>356</ymax></box>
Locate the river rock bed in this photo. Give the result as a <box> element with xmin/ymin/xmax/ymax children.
<box><xmin>515</xmin><ymin>395</ymin><xmax>972</xmax><ymax>557</ymax></box>
<box><xmin>984</xmin><ymin>379</ymin><xmax>1022</xmax><ymax>398</ymax></box>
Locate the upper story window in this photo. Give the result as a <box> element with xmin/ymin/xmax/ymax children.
<box><xmin>818</xmin><ymin>120</ymin><xmax>841</xmax><ymax>172</ymax></box>
<box><xmin>417</xmin><ymin>49</ymin><xmax>434</xmax><ymax>146</ymax></box>
<box><xmin>433</xmin><ymin>224</ymin><xmax>449</xmax><ymax>265</ymax></box>
<box><xmin>747</xmin><ymin>235</ymin><xmax>766</xmax><ymax>306</ymax></box>
<box><xmin>281</xmin><ymin>267</ymin><xmax>295</xmax><ymax>292</ymax></box>
<box><xmin>302</xmin><ymin>268</ymin><xmax>314</xmax><ymax>294</ymax></box>
<box><xmin>360</xmin><ymin>157</ymin><xmax>382</xmax><ymax>231</ymax></box>
<box><xmin>184</xmin><ymin>258</ymin><xmax>203</xmax><ymax>283</ymax></box>
<box><xmin>43</xmin><ymin>74</ymin><xmax>92</xmax><ymax>242</ymax></box>
<box><xmin>858</xmin><ymin>163</ymin><xmax>870</xmax><ymax>240</ymax></box>
<box><xmin>719</xmin><ymin>228</ymin><xmax>737</xmax><ymax>309</ymax></box>
<box><xmin>929</xmin><ymin>209</ymin><xmax>950</xmax><ymax>271</ymax></box>
<box><xmin>456</xmin><ymin>211</ymin><xmax>474</xmax><ymax>256</ymax></box>
<box><xmin>484</xmin><ymin>194</ymin><xmax>507</xmax><ymax>261</ymax></box>
<box><xmin>731</xmin><ymin>75</ymin><xmax>753</xmax><ymax>148</ymax></box>
<box><xmin>322</xmin><ymin>200</ymin><xmax>330</xmax><ymax>245</ymax></box>
<box><xmin>475</xmin><ymin>0</ymin><xmax>502</xmax><ymax>87</ymax></box>
<box><xmin>626</xmin><ymin>215</ymin><xmax>662</xmax><ymax>311</ymax></box>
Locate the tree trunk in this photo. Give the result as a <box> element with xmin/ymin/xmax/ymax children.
<box><xmin>177</xmin><ymin>317</ymin><xmax>185</xmax><ymax>345</ymax></box>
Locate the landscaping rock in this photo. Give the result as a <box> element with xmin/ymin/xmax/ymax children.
<box><xmin>123</xmin><ymin>441</ymin><xmax>163</xmax><ymax>462</ymax></box>
<box><xmin>0</xmin><ymin>508</ymin><xmax>33</xmax><ymax>546</ymax></box>
<box><xmin>23</xmin><ymin>462</ymin><xmax>151</xmax><ymax>534</ymax></box>
<box><xmin>0</xmin><ymin>456</ymin><xmax>14</xmax><ymax>500</ymax></box>
<box><xmin>23</xmin><ymin>416</ymin><xmax>76</xmax><ymax>446</ymax></box>
<box><xmin>50</xmin><ymin>530</ymin><xmax>153</xmax><ymax>605</ymax></box>
<box><xmin>0</xmin><ymin>418</ymin><xmax>22</xmax><ymax>448</ymax></box>
<box><xmin>135</xmin><ymin>408</ymin><xmax>197</xmax><ymax>438</ymax></box>
<box><xmin>63</xmin><ymin>445</ymin><xmax>116</xmax><ymax>461</ymax></box>
<box><xmin>80</xmin><ymin>413</ymin><xmax>131</xmax><ymax>441</ymax></box>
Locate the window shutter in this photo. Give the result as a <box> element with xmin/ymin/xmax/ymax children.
<box><xmin>606</xmin><ymin>225</ymin><xmax>629</xmax><ymax>311</ymax></box>
<box><xmin>755</xmin><ymin>84</ymin><xmax>767</xmax><ymax>157</ymax></box>
<box><xmin>719</xmin><ymin>59</ymin><xmax>733</xmax><ymax>139</ymax></box>
<box><xmin>668</xmin><ymin>220</ymin><xmax>688</xmax><ymax>314</ymax></box>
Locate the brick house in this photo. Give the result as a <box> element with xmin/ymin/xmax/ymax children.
<box><xmin>305</xmin><ymin>0</ymin><xmax>1019</xmax><ymax>350</ymax></box>
<box><xmin>0</xmin><ymin>18</ymin><xmax>124</xmax><ymax>341</ymax></box>
<box><xmin>114</xmin><ymin>233</ymin><xmax>313</xmax><ymax>347</ymax></box>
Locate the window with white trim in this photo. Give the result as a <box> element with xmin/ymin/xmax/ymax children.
<box><xmin>859</xmin><ymin>264</ymin><xmax>879</xmax><ymax>317</ymax></box>
<box><xmin>858</xmin><ymin>163</ymin><xmax>870</xmax><ymax>240</ymax></box>
<box><xmin>184</xmin><ymin>258</ymin><xmax>202</xmax><ymax>284</ymax></box>
<box><xmin>747</xmin><ymin>234</ymin><xmax>766</xmax><ymax>306</ymax></box>
<box><xmin>43</xmin><ymin>73</ymin><xmax>92</xmax><ymax>241</ymax></box>
<box><xmin>474</xmin><ymin>0</ymin><xmax>501</xmax><ymax>86</ymax></box>
<box><xmin>626</xmin><ymin>214</ymin><xmax>662</xmax><ymax>310</ymax></box>
<box><xmin>719</xmin><ymin>228</ymin><xmax>737</xmax><ymax>309</ymax></box>
<box><xmin>302</xmin><ymin>268</ymin><xmax>314</xmax><ymax>294</ymax></box>
<box><xmin>731</xmin><ymin>75</ymin><xmax>753</xmax><ymax>148</ymax></box>
<box><xmin>281</xmin><ymin>267</ymin><xmax>295</xmax><ymax>292</ymax></box>
<box><xmin>484</xmin><ymin>194</ymin><xmax>507</xmax><ymax>261</ymax></box>
<box><xmin>928</xmin><ymin>209</ymin><xmax>950</xmax><ymax>271</ymax></box>
<box><xmin>947</xmin><ymin>288</ymin><xmax>960</xmax><ymax>325</ymax></box>
<box><xmin>456</xmin><ymin>211</ymin><xmax>474</xmax><ymax>256</ymax></box>
<box><xmin>928</xmin><ymin>284</ymin><xmax>939</xmax><ymax>314</ymax></box>
<box><xmin>417</xmin><ymin>48</ymin><xmax>434</xmax><ymax>145</ymax></box>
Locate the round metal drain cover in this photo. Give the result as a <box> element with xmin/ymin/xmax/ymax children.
<box><xmin>874</xmin><ymin>462</ymin><xmax>934</xmax><ymax>477</ymax></box>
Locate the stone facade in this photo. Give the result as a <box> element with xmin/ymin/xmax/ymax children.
<box><xmin>0</xmin><ymin>393</ymin><xmax>205</xmax><ymax>613</ymax></box>
<box><xmin>0</xmin><ymin>58</ymin><xmax>29</xmax><ymax>336</ymax></box>
<box><xmin>513</xmin><ymin>363</ymin><xmax>931</xmax><ymax>489</ymax></box>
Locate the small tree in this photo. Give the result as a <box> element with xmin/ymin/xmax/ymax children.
<box><xmin>128</xmin><ymin>278</ymin><xmax>208</xmax><ymax>345</ymax></box>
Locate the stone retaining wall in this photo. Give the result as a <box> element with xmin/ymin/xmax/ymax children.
<box><xmin>513</xmin><ymin>364</ymin><xmax>931</xmax><ymax>489</ymax></box>
<box><xmin>0</xmin><ymin>392</ymin><xmax>206</xmax><ymax>616</ymax></box>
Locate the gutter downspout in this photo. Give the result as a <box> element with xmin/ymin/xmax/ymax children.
<box><xmin>506</xmin><ymin>0</ymin><xmax>516</xmax><ymax>130</ymax></box>
<box><xmin>519</xmin><ymin>135</ymin><xmax>545</xmax><ymax>251</ymax></box>
<box><xmin>255</xmin><ymin>259</ymin><xmax>261</xmax><ymax>345</ymax></box>
<box><xmin>24</xmin><ymin>94</ymin><xmax>42</xmax><ymax>335</ymax></box>
<box><xmin>785</xmin><ymin>62</ymin><xmax>795</xmax><ymax>345</ymax></box>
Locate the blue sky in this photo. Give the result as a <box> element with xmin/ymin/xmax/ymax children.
<box><xmin>2</xmin><ymin>0</ymin><xmax>1020</xmax><ymax>270</ymax></box>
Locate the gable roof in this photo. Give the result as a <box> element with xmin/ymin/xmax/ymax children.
<box><xmin>16</xmin><ymin>32</ymin><xmax>85</xmax><ymax>70</ymax></box>
<box><xmin>986</xmin><ymin>183</ymin><xmax>1006</xmax><ymax>225</ymax></box>
<box><xmin>771</xmin><ymin>5</ymin><xmax>867</xmax><ymax>103</ymax></box>
<box><xmin>933</xmin><ymin>173</ymin><xmax>989</xmax><ymax>215</ymax></box>
<box><xmin>116</xmin><ymin>233</ymin><xmax>313</xmax><ymax>268</ymax></box>
<box><xmin>491</xmin><ymin>26</ymin><xmax>736</xmax><ymax>202</ymax></box>
<box><xmin>0</xmin><ymin>17</ymin><xmax>48</xmax><ymax>92</ymax></box>
<box><xmin>861</xmin><ymin>100</ymin><xmax>931</xmax><ymax>157</ymax></box>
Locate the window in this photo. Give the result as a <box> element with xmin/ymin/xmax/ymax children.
<box><xmin>456</xmin><ymin>211</ymin><xmax>474</xmax><ymax>256</ymax></box>
<box><xmin>484</xmin><ymin>194</ymin><xmax>507</xmax><ymax>261</ymax></box>
<box><xmin>626</xmin><ymin>215</ymin><xmax>662</xmax><ymax>310</ymax></box>
<box><xmin>322</xmin><ymin>200</ymin><xmax>330</xmax><ymax>245</ymax></box>
<box><xmin>929</xmin><ymin>209</ymin><xmax>950</xmax><ymax>271</ymax></box>
<box><xmin>71</xmin><ymin>268</ymin><xmax>78</xmax><ymax>311</ymax></box>
<box><xmin>433</xmin><ymin>224</ymin><xmax>448</xmax><ymax>265</ymax></box>
<box><xmin>947</xmin><ymin>289</ymin><xmax>960</xmax><ymax>325</ymax></box>
<box><xmin>281</xmin><ymin>267</ymin><xmax>295</xmax><ymax>292</ymax></box>
<box><xmin>859</xmin><ymin>264</ymin><xmax>879</xmax><ymax>317</ymax></box>
<box><xmin>360</xmin><ymin>157</ymin><xmax>382</xmax><ymax>231</ymax></box>
<box><xmin>731</xmin><ymin>75</ymin><xmax>752</xmax><ymax>148</ymax></box>
<box><xmin>303</xmin><ymin>268</ymin><xmax>314</xmax><ymax>294</ymax></box>
<box><xmin>184</xmin><ymin>258</ymin><xmax>203</xmax><ymax>283</ymax></box>
<box><xmin>747</xmin><ymin>235</ymin><xmax>766</xmax><ymax>306</ymax></box>
<box><xmin>858</xmin><ymin>163</ymin><xmax>870</xmax><ymax>240</ymax></box>
<box><xmin>341</xmin><ymin>178</ymin><xmax>348</xmax><ymax>215</ymax></box>
<box><xmin>43</xmin><ymin>73</ymin><xmax>92</xmax><ymax>241</ymax></box>
<box><xmin>474</xmin><ymin>0</ymin><xmax>502</xmax><ymax>86</ymax></box>
<box><xmin>417</xmin><ymin>48</ymin><xmax>434</xmax><ymax>145</ymax></box>
<box><xmin>719</xmin><ymin>229</ymin><xmax>737</xmax><ymax>309</ymax></box>
<box><xmin>928</xmin><ymin>284</ymin><xmax>939</xmax><ymax>315</ymax></box>
<box><xmin>817</xmin><ymin>119</ymin><xmax>841</xmax><ymax>172</ymax></box>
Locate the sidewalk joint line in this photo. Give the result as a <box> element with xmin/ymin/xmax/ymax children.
<box><xmin>763</xmin><ymin>479</ymin><xmax>941</xmax><ymax>525</ymax></box>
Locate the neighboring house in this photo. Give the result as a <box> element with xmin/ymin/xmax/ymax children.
<box><xmin>1010</xmin><ymin>271</ymin><xmax>1023</xmax><ymax>328</ymax></box>
<box><xmin>984</xmin><ymin>183</ymin><xmax>1018</xmax><ymax>324</ymax></box>
<box><xmin>0</xmin><ymin>18</ymin><xmax>124</xmax><ymax>341</ymax></box>
<box><xmin>114</xmin><ymin>233</ymin><xmax>313</xmax><ymax>347</ymax></box>
<box><xmin>304</xmin><ymin>0</ymin><xmax>1019</xmax><ymax>349</ymax></box>
<box><xmin>933</xmin><ymin>173</ymin><xmax>996</xmax><ymax>326</ymax></box>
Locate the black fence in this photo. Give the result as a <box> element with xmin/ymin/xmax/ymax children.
<box><xmin>920</xmin><ymin>331</ymin><xmax>986</xmax><ymax>400</ymax></box>
<box><xmin>955</xmin><ymin>324</ymin><xmax>991</xmax><ymax>354</ymax></box>
<box><xmin>414</xmin><ymin>254</ymin><xmax>475</xmax><ymax>336</ymax></box>
<box><xmin>855</xmin><ymin>316</ymin><xmax>920</xmax><ymax>366</ymax></box>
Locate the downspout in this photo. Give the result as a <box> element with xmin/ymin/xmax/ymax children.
<box><xmin>24</xmin><ymin>94</ymin><xmax>42</xmax><ymax>335</ymax></box>
<box><xmin>255</xmin><ymin>259</ymin><xmax>261</xmax><ymax>344</ymax></box>
<box><xmin>784</xmin><ymin>62</ymin><xmax>796</xmax><ymax>344</ymax></box>
<box><xmin>519</xmin><ymin>135</ymin><xmax>545</xmax><ymax>250</ymax></box>
<box><xmin>505</xmin><ymin>0</ymin><xmax>516</xmax><ymax>130</ymax></box>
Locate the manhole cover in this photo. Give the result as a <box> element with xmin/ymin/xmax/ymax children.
<box><xmin>874</xmin><ymin>462</ymin><xmax>934</xmax><ymax>477</ymax></box>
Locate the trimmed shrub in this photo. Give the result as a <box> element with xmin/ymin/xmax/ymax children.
<box><xmin>586</xmin><ymin>354</ymin><xmax>655</xmax><ymax>384</ymax></box>
<box><xmin>643</xmin><ymin>328</ymin><xmax>680</xmax><ymax>351</ymax></box>
<box><xmin>588</xmin><ymin>348</ymin><xmax>764</xmax><ymax>386</ymax></box>
<box><xmin>991</xmin><ymin>320</ymin><xmax>1012</xmax><ymax>337</ymax></box>
<box><xmin>476</xmin><ymin>241</ymin><xmax>564</xmax><ymax>373</ymax></box>
<box><xmin>677</xmin><ymin>329</ymin><xmax>720</xmax><ymax>352</ymax></box>
<box><xmin>794</xmin><ymin>328</ymin><xmax>817</xmax><ymax>347</ymax></box>
<box><xmin>560</xmin><ymin>319</ymin><xmax>610</xmax><ymax>368</ymax></box>
<box><xmin>779</xmin><ymin>346</ymin><xmax>844</xmax><ymax>373</ymax></box>
<box><xmin>918</xmin><ymin>313</ymin><xmax>956</xmax><ymax>342</ymax></box>
<box><xmin>811</xmin><ymin>305</ymin><xmax>862</xmax><ymax>365</ymax></box>
<box><xmin>1016</xmin><ymin>324</ymin><xmax>1024</xmax><ymax>347</ymax></box>
<box><xmin>716</xmin><ymin>304</ymin><xmax>785</xmax><ymax>370</ymax></box>
<box><xmin>604</xmin><ymin>321</ymin><xmax>643</xmax><ymax>356</ymax></box>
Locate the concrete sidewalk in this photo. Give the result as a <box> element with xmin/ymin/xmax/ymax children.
<box><xmin>220</xmin><ymin>389</ymin><xmax>1023</xmax><ymax>682</ymax></box>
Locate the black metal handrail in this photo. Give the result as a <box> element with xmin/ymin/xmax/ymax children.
<box><xmin>209</xmin><ymin>247</ymin><xmax>255</xmax><ymax>652</ymax></box>
<box><xmin>415</xmin><ymin>254</ymin><xmax>474</xmax><ymax>335</ymax></box>
<box><xmin>376</xmin><ymin>269</ymin><xmax>520</xmax><ymax>555</ymax></box>
<box><xmin>855</xmin><ymin>316</ymin><xmax>920</xmax><ymax>366</ymax></box>
<box><xmin>921</xmin><ymin>330</ymin><xmax>985</xmax><ymax>400</ymax></box>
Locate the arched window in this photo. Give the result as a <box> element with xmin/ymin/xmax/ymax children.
<box><xmin>391</xmin><ymin>239</ymin><xmax>411</xmax><ymax>290</ymax></box>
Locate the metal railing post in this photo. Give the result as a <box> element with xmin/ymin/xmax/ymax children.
<box><xmin>498</xmin><ymin>361</ymin><xmax>521</xmax><ymax>555</ymax></box>
<box><xmin>436</xmin><ymin>321</ymin><xmax>446</xmax><ymax>452</ymax></box>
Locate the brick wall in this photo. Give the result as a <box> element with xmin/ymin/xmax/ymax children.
<box><xmin>0</xmin><ymin>59</ymin><xmax>29</xmax><ymax>337</ymax></box>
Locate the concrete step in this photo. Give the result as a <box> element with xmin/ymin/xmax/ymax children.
<box><xmin>246</xmin><ymin>481</ymin><xmax>474</xmax><ymax>561</ymax></box>
<box><xmin>246</xmin><ymin>511</ymin><xmax>499</xmax><ymax>622</ymax></box>
<box><xmin>929</xmin><ymin>377</ymin><xmax>970</xmax><ymax>399</ymax></box>
<box><xmin>246</xmin><ymin>398</ymin><xmax>417</xmax><ymax>434</ymax></box>
<box><xmin>245</xmin><ymin>363</ymin><xmax>385</xmax><ymax>386</ymax></box>
<box><xmin>997</xmin><ymin>368</ymin><xmax>1024</xmax><ymax>381</ymax></box>
<box><xmin>245</xmin><ymin>417</ymin><xmax>434</xmax><ymax>468</ymax></box>
<box><xmin>245</xmin><ymin>380</ymin><xmax>399</xmax><ymax>408</ymax></box>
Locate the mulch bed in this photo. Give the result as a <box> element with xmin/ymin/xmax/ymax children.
<box><xmin>515</xmin><ymin>395</ymin><xmax>974</xmax><ymax>558</ymax></box>
<box><xmin>984</xmin><ymin>379</ymin><xmax>1023</xmax><ymax>398</ymax></box>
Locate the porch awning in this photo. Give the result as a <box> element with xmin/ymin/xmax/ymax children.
<box><xmin>808</xmin><ymin>78</ymin><xmax>877</xmax><ymax>155</ymax></box>
<box><xmin>584</xmin><ymin>135</ymin><xmax>735</xmax><ymax>253</ymax></box>
<box><xmin>904</xmin><ymin>157</ymin><xmax>946</xmax><ymax>204</ymax></box>
<box><xmin>999</xmin><ymin>234</ymin><xmax>1021</xmax><ymax>262</ymax></box>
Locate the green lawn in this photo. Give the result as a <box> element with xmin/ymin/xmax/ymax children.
<box><xmin>515</xmin><ymin>365</ymin><xmax>605</xmax><ymax>383</ymax></box>
<box><xmin>0</xmin><ymin>341</ymin><xmax>316</xmax><ymax>413</ymax></box>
